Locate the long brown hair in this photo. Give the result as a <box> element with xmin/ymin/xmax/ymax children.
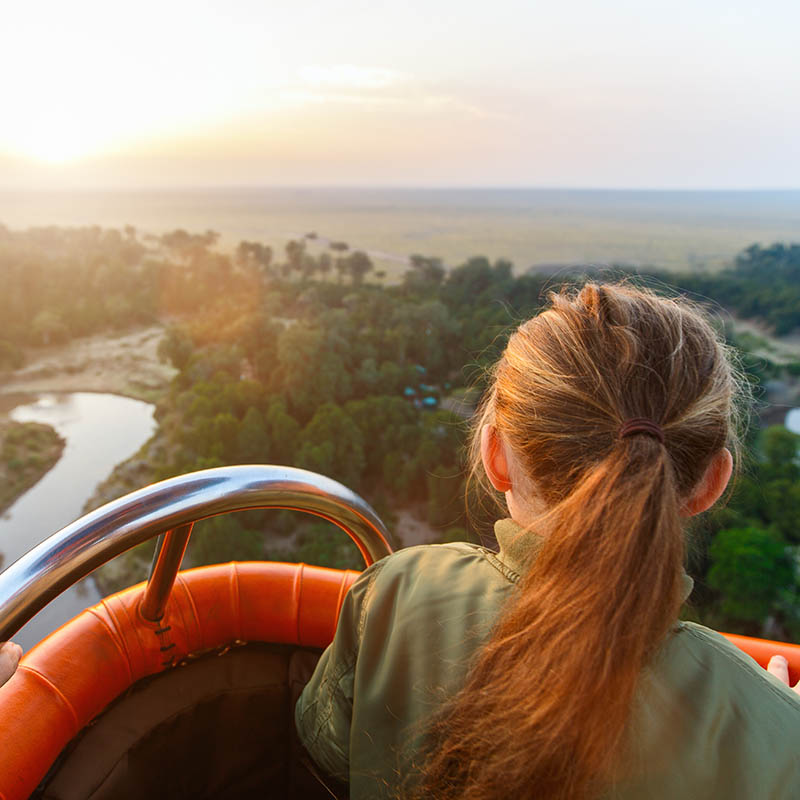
<box><xmin>411</xmin><ymin>283</ymin><xmax>742</xmax><ymax>800</ymax></box>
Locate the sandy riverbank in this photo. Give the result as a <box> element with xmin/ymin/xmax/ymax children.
<box><xmin>0</xmin><ymin>327</ymin><xmax>173</xmax><ymax>516</ymax></box>
<box><xmin>0</xmin><ymin>325</ymin><xmax>176</xmax><ymax>405</ymax></box>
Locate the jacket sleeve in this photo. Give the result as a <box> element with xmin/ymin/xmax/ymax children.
<box><xmin>294</xmin><ymin>560</ymin><xmax>384</xmax><ymax>782</ymax></box>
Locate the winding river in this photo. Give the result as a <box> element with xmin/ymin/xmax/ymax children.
<box><xmin>0</xmin><ymin>392</ymin><xmax>156</xmax><ymax>649</ymax></box>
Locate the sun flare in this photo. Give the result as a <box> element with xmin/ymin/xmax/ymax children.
<box><xmin>2</xmin><ymin>69</ymin><xmax>119</xmax><ymax>167</ymax></box>
<box><xmin>22</xmin><ymin>132</ymin><xmax>91</xmax><ymax>165</ymax></box>
<box><xmin>3</xmin><ymin>109</ymin><xmax>109</xmax><ymax>167</ymax></box>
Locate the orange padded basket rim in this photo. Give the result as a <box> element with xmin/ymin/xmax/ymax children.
<box><xmin>0</xmin><ymin>561</ymin><xmax>359</xmax><ymax>800</ymax></box>
<box><xmin>0</xmin><ymin>561</ymin><xmax>798</xmax><ymax>800</ymax></box>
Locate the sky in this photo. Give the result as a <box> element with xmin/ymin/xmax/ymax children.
<box><xmin>2</xmin><ymin>0</ymin><xmax>800</xmax><ymax>189</ymax></box>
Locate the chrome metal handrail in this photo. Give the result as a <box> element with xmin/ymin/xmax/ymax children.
<box><xmin>0</xmin><ymin>465</ymin><xmax>393</xmax><ymax>640</ymax></box>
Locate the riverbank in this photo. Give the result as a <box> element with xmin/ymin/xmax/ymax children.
<box><xmin>0</xmin><ymin>325</ymin><xmax>176</xmax><ymax>405</ymax></box>
<box><xmin>0</xmin><ymin>421</ymin><xmax>65</xmax><ymax>521</ymax></box>
<box><xmin>0</xmin><ymin>325</ymin><xmax>173</xmax><ymax>541</ymax></box>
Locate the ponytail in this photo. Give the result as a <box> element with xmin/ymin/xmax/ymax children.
<box><xmin>410</xmin><ymin>283</ymin><xmax>738</xmax><ymax>800</ymax></box>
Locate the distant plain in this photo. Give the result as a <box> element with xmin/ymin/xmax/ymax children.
<box><xmin>2</xmin><ymin>188</ymin><xmax>799</xmax><ymax>278</ymax></box>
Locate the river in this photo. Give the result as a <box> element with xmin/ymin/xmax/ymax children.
<box><xmin>0</xmin><ymin>392</ymin><xmax>156</xmax><ymax>649</ymax></box>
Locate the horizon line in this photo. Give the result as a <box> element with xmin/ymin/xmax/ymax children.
<box><xmin>2</xmin><ymin>184</ymin><xmax>800</xmax><ymax>194</ymax></box>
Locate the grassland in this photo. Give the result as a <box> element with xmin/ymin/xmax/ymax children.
<box><xmin>2</xmin><ymin>188</ymin><xmax>799</xmax><ymax>282</ymax></box>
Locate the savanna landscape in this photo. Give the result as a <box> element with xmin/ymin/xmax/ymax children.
<box><xmin>1</xmin><ymin>221</ymin><xmax>799</xmax><ymax>641</ymax></box>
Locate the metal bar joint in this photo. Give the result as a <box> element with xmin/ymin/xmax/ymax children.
<box><xmin>140</xmin><ymin>523</ymin><xmax>194</xmax><ymax>622</ymax></box>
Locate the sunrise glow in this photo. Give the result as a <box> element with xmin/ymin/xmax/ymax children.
<box><xmin>2</xmin><ymin>0</ymin><xmax>800</xmax><ymax>188</ymax></box>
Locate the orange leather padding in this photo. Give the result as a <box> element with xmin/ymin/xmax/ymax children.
<box><xmin>0</xmin><ymin>562</ymin><xmax>798</xmax><ymax>800</ymax></box>
<box><xmin>0</xmin><ymin>561</ymin><xmax>359</xmax><ymax>800</ymax></box>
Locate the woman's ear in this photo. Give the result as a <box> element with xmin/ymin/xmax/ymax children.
<box><xmin>683</xmin><ymin>447</ymin><xmax>733</xmax><ymax>517</ymax></box>
<box><xmin>480</xmin><ymin>424</ymin><xmax>513</xmax><ymax>493</ymax></box>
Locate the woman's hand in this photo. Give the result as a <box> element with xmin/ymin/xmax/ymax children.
<box><xmin>767</xmin><ymin>655</ymin><xmax>799</xmax><ymax>697</ymax></box>
<box><xmin>0</xmin><ymin>642</ymin><xmax>22</xmax><ymax>687</ymax></box>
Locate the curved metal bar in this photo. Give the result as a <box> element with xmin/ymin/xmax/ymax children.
<box><xmin>0</xmin><ymin>465</ymin><xmax>393</xmax><ymax>641</ymax></box>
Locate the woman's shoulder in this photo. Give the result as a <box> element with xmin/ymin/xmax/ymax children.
<box><xmin>369</xmin><ymin>540</ymin><xmax>518</xmax><ymax>589</ymax></box>
<box><xmin>349</xmin><ymin>541</ymin><xmax>516</xmax><ymax>627</ymax></box>
<box><xmin>659</xmin><ymin>621</ymin><xmax>800</xmax><ymax>719</ymax></box>
<box><xmin>622</xmin><ymin>621</ymin><xmax>800</xmax><ymax>798</ymax></box>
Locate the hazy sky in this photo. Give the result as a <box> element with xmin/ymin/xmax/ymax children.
<box><xmin>3</xmin><ymin>0</ymin><xmax>799</xmax><ymax>189</ymax></box>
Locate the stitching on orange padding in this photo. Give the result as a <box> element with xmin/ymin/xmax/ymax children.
<box><xmin>18</xmin><ymin>666</ymin><xmax>80</xmax><ymax>735</ymax></box>
<box><xmin>175</xmin><ymin>575</ymin><xmax>202</xmax><ymax>649</ymax></box>
<box><xmin>112</xmin><ymin>592</ymin><xmax>151</xmax><ymax>676</ymax></box>
<box><xmin>89</xmin><ymin>605</ymin><xmax>134</xmax><ymax>686</ymax></box>
<box><xmin>231</xmin><ymin>563</ymin><xmax>242</xmax><ymax>642</ymax></box>
<box><xmin>335</xmin><ymin>571</ymin><xmax>354</xmax><ymax>621</ymax></box>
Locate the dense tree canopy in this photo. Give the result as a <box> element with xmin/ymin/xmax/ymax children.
<box><xmin>2</xmin><ymin>223</ymin><xmax>798</xmax><ymax>639</ymax></box>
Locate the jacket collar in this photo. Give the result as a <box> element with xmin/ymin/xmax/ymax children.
<box><xmin>494</xmin><ymin>517</ymin><xmax>544</xmax><ymax>576</ymax></box>
<box><xmin>493</xmin><ymin>518</ymin><xmax>694</xmax><ymax>602</ymax></box>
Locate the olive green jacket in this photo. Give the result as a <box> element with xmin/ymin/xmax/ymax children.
<box><xmin>295</xmin><ymin>520</ymin><xmax>800</xmax><ymax>798</ymax></box>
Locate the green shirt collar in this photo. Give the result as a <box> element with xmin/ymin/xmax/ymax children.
<box><xmin>493</xmin><ymin>517</ymin><xmax>694</xmax><ymax>602</ymax></box>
